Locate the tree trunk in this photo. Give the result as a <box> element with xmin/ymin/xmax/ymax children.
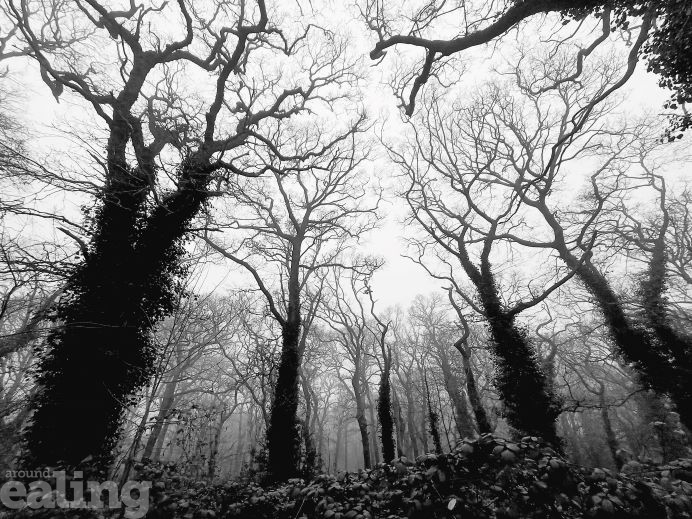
<box><xmin>481</xmin><ymin>295</ymin><xmax>559</xmax><ymax>441</ymax></box>
<box><xmin>435</xmin><ymin>384</ymin><xmax>455</xmax><ymax>449</ymax></box>
<box><xmin>333</xmin><ymin>419</ymin><xmax>343</xmax><ymax>473</ymax></box>
<box><xmin>576</xmin><ymin>259</ymin><xmax>691</xmax><ymax>428</ymax></box>
<box><xmin>458</xmin><ymin>247</ymin><xmax>560</xmax><ymax>445</ymax></box>
<box><xmin>344</xmin><ymin>422</ymin><xmax>349</xmax><ymax>471</ymax></box>
<box><xmin>234</xmin><ymin>407</ymin><xmax>246</xmax><ymax>476</ymax></box>
<box><xmin>143</xmin><ymin>377</ymin><xmax>178</xmax><ymax>459</ymax></box>
<box><xmin>353</xmin><ymin>376</ymin><xmax>371</xmax><ymax>469</ymax></box>
<box><xmin>120</xmin><ymin>397</ymin><xmax>153</xmax><ymax>485</ymax></box>
<box><xmin>356</xmin><ymin>410</ymin><xmax>371</xmax><ymax>469</ymax></box>
<box><xmin>208</xmin><ymin>409</ymin><xmax>229</xmax><ymax>481</ymax></box>
<box><xmin>438</xmin><ymin>351</ymin><xmax>475</xmax><ymax>439</ymax></box>
<box><xmin>455</xmin><ymin>341</ymin><xmax>493</xmax><ymax>434</ymax></box>
<box><xmin>377</xmin><ymin>367</ymin><xmax>396</xmax><ymax>463</ymax></box>
<box><xmin>404</xmin><ymin>384</ymin><xmax>420</xmax><ymax>458</ymax></box>
<box><xmin>425</xmin><ymin>377</ymin><xmax>443</xmax><ymax>454</ymax></box>
<box><xmin>367</xmin><ymin>393</ymin><xmax>380</xmax><ymax>465</ymax></box>
<box><xmin>392</xmin><ymin>388</ymin><xmax>406</xmax><ymax>457</ymax></box>
<box><xmin>639</xmin><ymin>391</ymin><xmax>689</xmax><ymax>462</ymax></box>
<box><xmin>317</xmin><ymin>413</ymin><xmax>326</xmax><ymax>466</ymax></box>
<box><xmin>598</xmin><ymin>384</ymin><xmax>623</xmax><ymax>471</ymax></box>
<box><xmin>300</xmin><ymin>372</ymin><xmax>317</xmax><ymax>473</ymax></box>
<box><xmin>152</xmin><ymin>420</ymin><xmax>171</xmax><ymax>463</ymax></box>
<box><xmin>266</xmin><ymin>318</ymin><xmax>302</xmax><ymax>481</ymax></box>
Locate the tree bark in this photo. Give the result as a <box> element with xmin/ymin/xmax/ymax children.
<box><xmin>266</xmin><ymin>318</ymin><xmax>302</xmax><ymax>481</ymax></box>
<box><xmin>377</xmin><ymin>366</ymin><xmax>396</xmax><ymax>463</ymax></box>
<box><xmin>234</xmin><ymin>407</ymin><xmax>246</xmax><ymax>476</ymax></box>
<box><xmin>208</xmin><ymin>407</ymin><xmax>232</xmax><ymax>481</ymax></box>
<box><xmin>152</xmin><ymin>419</ymin><xmax>171</xmax><ymax>463</ymax></box>
<box><xmin>425</xmin><ymin>377</ymin><xmax>443</xmax><ymax>454</ymax></box>
<box><xmin>333</xmin><ymin>419</ymin><xmax>343</xmax><ymax>473</ymax></box>
<box><xmin>569</xmin><ymin>255</ymin><xmax>692</xmax><ymax>429</ymax></box>
<box><xmin>300</xmin><ymin>372</ymin><xmax>317</xmax><ymax>472</ymax></box>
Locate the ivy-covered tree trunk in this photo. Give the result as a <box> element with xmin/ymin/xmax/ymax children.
<box><xmin>480</xmin><ymin>300</ymin><xmax>561</xmax><ymax>445</ymax></box>
<box><xmin>377</xmin><ymin>366</ymin><xmax>396</xmax><ymax>463</ymax></box>
<box><xmin>638</xmin><ymin>390</ymin><xmax>690</xmax><ymax>462</ymax></box>
<box><xmin>22</xmin><ymin>153</ymin><xmax>211</xmax><ymax>474</ymax></box>
<box><xmin>639</xmin><ymin>231</ymin><xmax>692</xmax><ymax>430</ymax></box>
<box><xmin>425</xmin><ymin>376</ymin><xmax>443</xmax><ymax>455</ymax></box>
<box><xmin>265</xmin><ymin>231</ymin><xmax>309</xmax><ymax>482</ymax></box>
<box><xmin>563</xmin><ymin>251</ymin><xmax>692</xmax><ymax>430</ymax></box>
<box><xmin>207</xmin><ymin>412</ymin><xmax>225</xmax><ymax>481</ymax></box>
<box><xmin>392</xmin><ymin>389</ymin><xmax>407</xmax><ymax>457</ymax></box>
<box><xmin>458</xmin><ymin>247</ymin><xmax>561</xmax><ymax>446</ymax></box>
<box><xmin>266</xmin><ymin>319</ymin><xmax>302</xmax><ymax>481</ymax></box>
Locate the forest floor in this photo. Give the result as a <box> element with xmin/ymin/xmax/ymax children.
<box><xmin>136</xmin><ymin>434</ymin><xmax>692</xmax><ymax>519</ymax></box>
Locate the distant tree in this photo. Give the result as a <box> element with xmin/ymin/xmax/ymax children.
<box><xmin>117</xmin><ymin>290</ymin><xmax>241</xmax><ymax>482</ymax></box>
<box><xmin>409</xmin><ymin>295</ymin><xmax>478</xmax><ymax>439</ymax></box>
<box><xmin>390</xmin><ymin>326</ymin><xmax>425</xmax><ymax>458</ymax></box>
<box><xmin>321</xmin><ymin>265</ymin><xmax>383</xmax><ymax>469</ymax></box>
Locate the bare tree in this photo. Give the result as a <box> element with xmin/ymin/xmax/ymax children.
<box><xmin>321</xmin><ymin>265</ymin><xmax>383</xmax><ymax>469</ymax></box>
<box><xmin>409</xmin><ymin>294</ymin><xmax>477</xmax><ymax>439</ymax></box>
<box><xmin>393</xmin><ymin>96</ymin><xmax>566</xmax><ymax>443</ymax></box>
<box><xmin>203</xmin><ymin>136</ymin><xmax>378</xmax><ymax>480</ymax></box>
<box><xmin>446</xmin><ymin>294</ymin><xmax>493</xmax><ymax>435</ymax></box>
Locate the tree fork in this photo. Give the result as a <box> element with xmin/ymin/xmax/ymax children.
<box><xmin>22</xmin><ymin>160</ymin><xmax>211</xmax><ymax>474</ymax></box>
